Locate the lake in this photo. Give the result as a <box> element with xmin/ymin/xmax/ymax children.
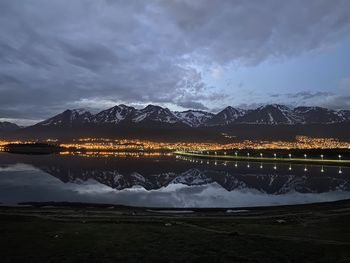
<box><xmin>0</xmin><ymin>152</ymin><xmax>349</xmax><ymax>208</ymax></box>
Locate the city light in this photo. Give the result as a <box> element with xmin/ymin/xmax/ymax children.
<box><xmin>1</xmin><ymin>136</ymin><xmax>350</xmax><ymax>154</ymax></box>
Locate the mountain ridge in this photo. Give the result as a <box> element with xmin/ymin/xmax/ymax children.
<box><xmin>32</xmin><ymin>103</ymin><xmax>350</xmax><ymax>128</ymax></box>
<box><xmin>3</xmin><ymin>104</ymin><xmax>350</xmax><ymax>142</ymax></box>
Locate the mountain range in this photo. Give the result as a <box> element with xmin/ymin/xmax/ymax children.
<box><xmin>30</xmin><ymin>104</ymin><xmax>350</xmax><ymax>127</ymax></box>
<box><xmin>2</xmin><ymin>104</ymin><xmax>350</xmax><ymax>141</ymax></box>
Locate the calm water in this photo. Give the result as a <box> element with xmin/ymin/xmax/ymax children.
<box><xmin>0</xmin><ymin>152</ymin><xmax>349</xmax><ymax>208</ymax></box>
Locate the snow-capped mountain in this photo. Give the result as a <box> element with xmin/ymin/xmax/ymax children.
<box><xmin>37</xmin><ymin>109</ymin><xmax>92</xmax><ymax>127</ymax></box>
<box><xmin>20</xmin><ymin>104</ymin><xmax>350</xmax><ymax>131</ymax></box>
<box><xmin>206</xmin><ymin>106</ymin><xmax>246</xmax><ymax>126</ymax></box>
<box><xmin>293</xmin><ymin>106</ymin><xmax>347</xmax><ymax>124</ymax></box>
<box><xmin>92</xmin><ymin>105</ymin><xmax>135</xmax><ymax>124</ymax></box>
<box><xmin>131</xmin><ymin>105</ymin><xmax>179</xmax><ymax>123</ymax></box>
<box><xmin>236</xmin><ymin>104</ymin><xmax>301</xmax><ymax>124</ymax></box>
<box><xmin>174</xmin><ymin>110</ymin><xmax>214</xmax><ymax>127</ymax></box>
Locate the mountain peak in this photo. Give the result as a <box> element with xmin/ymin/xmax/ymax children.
<box><xmin>28</xmin><ymin>103</ymin><xmax>350</xmax><ymax>129</ymax></box>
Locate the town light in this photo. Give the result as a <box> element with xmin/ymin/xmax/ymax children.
<box><xmin>304</xmin><ymin>154</ymin><xmax>307</xmax><ymax>159</ymax></box>
<box><xmin>338</xmin><ymin>155</ymin><xmax>342</xmax><ymax>161</ymax></box>
<box><xmin>274</xmin><ymin>153</ymin><xmax>277</xmax><ymax>159</ymax></box>
<box><xmin>288</xmin><ymin>153</ymin><xmax>291</xmax><ymax>159</ymax></box>
<box><xmin>260</xmin><ymin>153</ymin><xmax>263</xmax><ymax>158</ymax></box>
<box><xmin>321</xmin><ymin>154</ymin><xmax>324</xmax><ymax>160</ymax></box>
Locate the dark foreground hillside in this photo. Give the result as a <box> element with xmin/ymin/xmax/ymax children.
<box><xmin>0</xmin><ymin>200</ymin><xmax>350</xmax><ymax>262</ymax></box>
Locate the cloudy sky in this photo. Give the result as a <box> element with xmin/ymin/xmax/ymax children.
<box><xmin>1</xmin><ymin>0</ymin><xmax>350</xmax><ymax>125</ymax></box>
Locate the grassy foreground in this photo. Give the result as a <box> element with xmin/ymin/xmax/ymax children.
<box><xmin>1</xmin><ymin>200</ymin><xmax>350</xmax><ymax>262</ymax></box>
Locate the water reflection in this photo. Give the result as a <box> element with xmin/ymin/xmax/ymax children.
<box><xmin>0</xmin><ymin>152</ymin><xmax>349</xmax><ymax>208</ymax></box>
<box><xmin>176</xmin><ymin>155</ymin><xmax>347</xmax><ymax>175</ymax></box>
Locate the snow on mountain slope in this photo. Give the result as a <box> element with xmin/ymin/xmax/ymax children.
<box><xmin>132</xmin><ymin>105</ymin><xmax>179</xmax><ymax>123</ymax></box>
<box><xmin>174</xmin><ymin>110</ymin><xmax>214</xmax><ymax>127</ymax></box>
<box><xmin>38</xmin><ymin>109</ymin><xmax>92</xmax><ymax>127</ymax></box>
<box><xmin>206</xmin><ymin>106</ymin><xmax>246</xmax><ymax>125</ymax></box>
<box><xmin>92</xmin><ymin>105</ymin><xmax>135</xmax><ymax>124</ymax></box>
<box><xmin>31</xmin><ymin>103</ymin><xmax>350</xmax><ymax>128</ymax></box>
<box><xmin>236</xmin><ymin>104</ymin><xmax>300</xmax><ymax>124</ymax></box>
<box><xmin>293</xmin><ymin>106</ymin><xmax>345</xmax><ymax>124</ymax></box>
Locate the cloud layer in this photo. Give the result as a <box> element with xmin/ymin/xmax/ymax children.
<box><xmin>1</xmin><ymin>0</ymin><xmax>350</xmax><ymax>121</ymax></box>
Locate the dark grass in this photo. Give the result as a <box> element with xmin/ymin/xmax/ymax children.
<box><xmin>1</xmin><ymin>201</ymin><xmax>350</xmax><ymax>262</ymax></box>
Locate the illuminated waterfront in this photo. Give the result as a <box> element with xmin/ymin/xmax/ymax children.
<box><xmin>1</xmin><ymin>136</ymin><xmax>350</xmax><ymax>152</ymax></box>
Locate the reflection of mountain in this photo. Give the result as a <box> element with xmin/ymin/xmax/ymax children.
<box><xmin>0</xmin><ymin>153</ymin><xmax>348</xmax><ymax>195</ymax></box>
<box><xmin>41</xmin><ymin>166</ymin><xmax>349</xmax><ymax>195</ymax></box>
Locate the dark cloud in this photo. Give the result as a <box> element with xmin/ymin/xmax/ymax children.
<box><xmin>267</xmin><ymin>91</ymin><xmax>350</xmax><ymax>110</ymax></box>
<box><xmin>176</xmin><ymin>101</ymin><xmax>208</xmax><ymax>111</ymax></box>
<box><xmin>0</xmin><ymin>0</ymin><xmax>350</xmax><ymax>121</ymax></box>
<box><xmin>286</xmin><ymin>91</ymin><xmax>332</xmax><ymax>100</ymax></box>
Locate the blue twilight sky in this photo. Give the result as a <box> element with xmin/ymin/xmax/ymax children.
<box><xmin>0</xmin><ymin>0</ymin><xmax>349</xmax><ymax>125</ymax></box>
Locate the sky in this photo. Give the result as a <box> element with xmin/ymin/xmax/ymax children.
<box><xmin>0</xmin><ymin>0</ymin><xmax>350</xmax><ymax>125</ymax></box>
